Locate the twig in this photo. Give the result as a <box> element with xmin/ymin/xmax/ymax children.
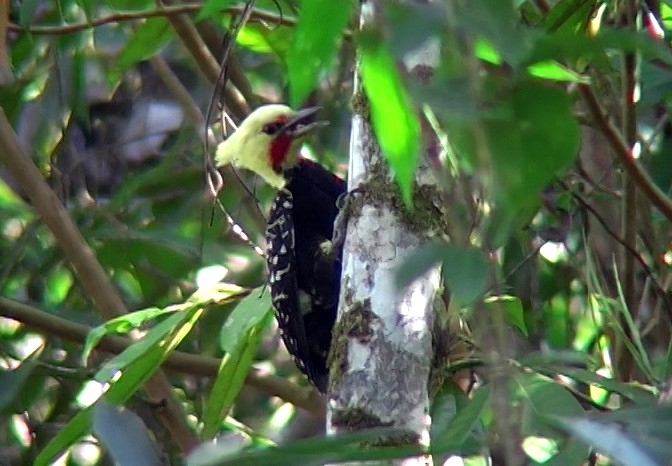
<box><xmin>532</xmin><ymin>0</ymin><xmax>550</xmax><ymax>14</ymax></box>
<box><xmin>0</xmin><ymin>108</ymin><xmax>198</xmax><ymax>453</ymax></box>
<box><xmin>188</xmin><ymin>18</ymin><xmax>257</xmax><ymax>108</ymax></box>
<box><xmin>156</xmin><ymin>1</ymin><xmax>249</xmax><ymax>120</ymax></box>
<box><xmin>561</xmin><ymin>181</ymin><xmax>671</xmax><ymax>314</ymax></box>
<box><xmin>0</xmin><ymin>296</ymin><xmax>324</xmax><ymax>417</ymax></box>
<box><xmin>578</xmin><ymin>84</ymin><xmax>672</xmax><ymax>223</ymax></box>
<box><xmin>618</xmin><ymin>0</ymin><xmax>638</xmax><ymax>382</ymax></box>
<box><xmin>148</xmin><ymin>56</ymin><xmax>267</xmax><ymax>244</ymax></box>
<box><xmin>7</xmin><ymin>4</ymin><xmax>295</xmax><ymax>36</ymax></box>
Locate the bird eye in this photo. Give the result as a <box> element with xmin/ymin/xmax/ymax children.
<box><xmin>262</xmin><ymin>123</ymin><xmax>282</xmax><ymax>135</ymax></box>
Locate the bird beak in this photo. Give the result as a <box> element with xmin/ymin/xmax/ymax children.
<box><xmin>278</xmin><ymin>106</ymin><xmax>329</xmax><ymax>138</ymax></box>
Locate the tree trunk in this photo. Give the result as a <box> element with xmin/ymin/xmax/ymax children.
<box><xmin>327</xmin><ymin>2</ymin><xmax>444</xmax><ymax>462</ymax></box>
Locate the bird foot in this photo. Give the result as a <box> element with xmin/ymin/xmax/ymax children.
<box><xmin>324</xmin><ymin>187</ymin><xmax>365</xmax><ymax>257</ymax></box>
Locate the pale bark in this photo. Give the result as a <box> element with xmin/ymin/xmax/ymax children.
<box><xmin>327</xmin><ymin>2</ymin><xmax>444</xmax><ymax>463</ymax></box>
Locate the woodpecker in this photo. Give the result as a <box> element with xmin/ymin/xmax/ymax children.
<box><xmin>215</xmin><ymin>105</ymin><xmax>346</xmax><ymax>393</ymax></box>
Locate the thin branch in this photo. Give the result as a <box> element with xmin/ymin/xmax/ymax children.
<box><xmin>7</xmin><ymin>4</ymin><xmax>295</xmax><ymax>36</ymax></box>
<box><xmin>185</xmin><ymin>15</ymin><xmax>258</xmax><ymax>108</ymax></box>
<box><xmin>148</xmin><ymin>56</ymin><xmax>267</xmax><ymax>243</ymax></box>
<box><xmin>155</xmin><ymin>1</ymin><xmax>249</xmax><ymax>120</ymax></box>
<box><xmin>0</xmin><ymin>108</ymin><xmax>198</xmax><ymax>453</ymax></box>
<box><xmin>578</xmin><ymin>84</ymin><xmax>672</xmax><ymax>224</ymax></box>
<box><xmin>532</xmin><ymin>0</ymin><xmax>550</xmax><ymax>14</ymax></box>
<box><xmin>560</xmin><ymin>182</ymin><xmax>672</xmax><ymax>322</ymax></box>
<box><xmin>618</xmin><ymin>0</ymin><xmax>639</xmax><ymax>382</ymax></box>
<box><xmin>0</xmin><ymin>296</ymin><xmax>325</xmax><ymax>417</ymax></box>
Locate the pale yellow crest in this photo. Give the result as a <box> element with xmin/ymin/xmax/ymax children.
<box><xmin>215</xmin><ymin>105</ymin><xmax>302</xmax><ymax>189</ymax></box>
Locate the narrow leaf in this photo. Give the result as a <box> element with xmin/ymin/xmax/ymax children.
<box><xmin>82</xmin><ymin>306</ymin><xmax>175</xmax><ymax>364</ymax></box>
<box><xmin>202</xmin><ymin>316</ymin><xmax>270</xmax><ymax>439</ymax></box>
<box><xmin>484</xmin><ymin>295</ymin><xmax>528</xmax><ymax>336</ymax></box>
<box><xmin>36</xmin><ymin>304</ymin><xmax>205</xmax><ymax>465</ymax></box>
<box><xmin>360</xmin><ymin>33</ymin><xmax>420</xmax><ymax>207</ymax></box>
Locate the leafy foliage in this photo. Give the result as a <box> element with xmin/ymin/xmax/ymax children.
<box><xmin>1</xmin><ymin>0</ymin><xmax>672</xmax><ymax>465</ymax></box>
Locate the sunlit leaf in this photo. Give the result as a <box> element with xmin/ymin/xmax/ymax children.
<box><xmin>526</xmin><ymin>61</ymin><xmax>589</xmax><ymax>83</ymax></box>
<box><xmin>36</xmin><ymin>304</ymin><xmax>204</xmax><ymax>465</ymax></box>
<box><xmin>237</xmin><ymin>24</ymin><xmax>273</xmax><ymax>53</ymax></box>
<box><xmin>474</xmin><ymin>38</ymin><xmax>502</xmax><ymax>65</ymax></box>
<box><xmin>82</xmin><ymin>306</ymin><xmax>175</xmax><ymax>364</ymax></box>
<box><xmin>360</xmin><ymin>32</ymin><xmax>420</xmax><ymax>207</ymax></box>
<box><xmin>219</xmin><ymin>288</ymin><xmax>272</xmax><ymax>353</ymax></box>
<box><xmin>201</xmin><ymin>288</ymin><xmax>272</xmax><ymax>438</ymax></box>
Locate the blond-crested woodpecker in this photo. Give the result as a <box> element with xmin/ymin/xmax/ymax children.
<box><xmin>215</xmin><ymin>105</ymin><xmax>345</xmax><ymax>393</ymax></box>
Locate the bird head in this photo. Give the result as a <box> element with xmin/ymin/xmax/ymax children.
<box><xmin>215</xmin><ymin>105</ymin><xmax>327</xmax><ymax>189</ymax></box>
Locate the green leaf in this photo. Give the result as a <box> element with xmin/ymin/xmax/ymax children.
<box><xmin>396</xmin><ymin>244</ymin><xmax>489</xmax><ymax>306</ymax></box>
<box><xmin>237</xmin><ymin>25</ymin><xmax>273</xmax><ymax>53</ymax></box>
<box><xmin>381</xmin><ymin>2</ymin><xmax>447</xmax><ymax>59</ymax></box>
<box><xmin>551</xmin><ymin>407</ymin><xmax>672</xmax><ymax>466</ymax></box>
<box><xmin>19</xmin><ymin>0</ymin><xmax>41</xmax><ymax>27</ymax></box>
<box><xmin>93</xmin><ymin>402</ymin><xmax>162</xmax><ymax>466</ymax></box>
<box><xmin>88</xmin><ymin>285</ymin><xmax>240</xmax><ymax>384</ymax></box>
<box><xmin>237</xmin><ymin>24</ymin><xmax>294</xmax><ymax>57</ymax></box>
<box><xmin>202</xmin><ymin>288</ymin><xmax>272</xmax><ymax>438</ymax></box>
<box><xmin>484</xmin><ymin>295</ymin><xmax>528</xmax><ymax>336</ymax></box>
<box><xmin>485</xmin><ymin>80</ymin><xmax>579</xmax><ymax>230</ymax></box>
<box><xmin>441</xmin><ymin>247</ymin><xmax>489</xmax><ymax>306</ymax></box>
<box><xmin>35</xmin><ymin>407</ymin><xmax>92</xmax><ymax>466</ymax></box>
<box><xmin>198</xmin><ymin>0</ymin><xmax>237</xmax><ymax>21</ymax></box>
<box><xmin>82</xmin><ymin>306</ymin><xmax>176</xmax><ymax>365</ymax></box>
<box><xmin>70</xmin><ymin>48</ymin><xmax>89</xmax><ymax>125</ymax></box>
<box><xmin>105</xmin><ymin>0</ymin><xmax>154</xmax><ymax>9</ymax></box>
<box><xmin>524</xmin><ymin>30</ymin><xmax>672</xmax><ymax>68</ymax></box>
<box><xmin>0</xmin><ymin>359</ymin><xmax>38</xmax><ymax>413</ymax></box>
<box><xmin>187</xmin><ymin>427</ymin><xmax>423</xmax><ymax>466</ymax></box>
<box><xmin>459</xmin><ymin>0</ymin><xmax>529</xmax><ymax>65</ymax></box>
<box><xmin>36</xmin><ymin>303</ymin><xmax>204</xmax><ymax>465</ymax></box>
<box><xmin>202</xmin><ymin>313</ymin><xmax>271</xmax><ymax>439</ymax></box>
<box><xmin>219</xmin><ymin>287</ymin><xmax>272</xmax><ymax>353</ymax></box>
<box><xmin>111</xmin><ymin>18</ymin><xmax>173</xmax><ymax>83</ymax></box>
<box><xmin>94</xmin><ymin>232</ymin><xmax>199</xmax><ymax>298</ymax></box>
<box><xmin>551</xmin><ymin>367</ymin><xmax>655</xmax><ymax>405</ymax></box>
<box><xmin>526</xmin><ymin>61</ymin><xmax>589</xmax><ymax>83</ymax></box>
<box><xmin>93</xmin><ymin>307</ymin><xmax>197</xmax><ymax>383</ymax></box>
<box><xmin>543</xmin><ymin>0</ymin><xmax>596</xmax><ymax>33</ymax></box>
<box><xmin>514</xmin><ymin>373</ymin><xmax>586</xmax><ymax>439</ymax></box>
<box><xmin>395</xmin><ymin>243</ymin><xmax>445</xmax><ymax>290</ymax></box>
<box><xmin>287</xmin><ymin>0</ymin><xmax>353</xmax><ymax>106</ymax></box>
<box><xmin>474</xmin><ymin>38</ymin><xmax>503</xmax><ymax>65</ymax></box>
<box><xmin>360</xmin><ymin>33</ymin><xmax>420</xmax><ymax>207</ymax></box>
<box><xmin>431</xmin><ymin>384</ymin><xmax>489</xmax><ymax>461</ymax></box>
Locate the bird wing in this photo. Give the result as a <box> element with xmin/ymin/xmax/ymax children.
<box><xmin>266</xmin><ymin>189</ymin><xmax>323</xmax><ymax>389</ymax></box>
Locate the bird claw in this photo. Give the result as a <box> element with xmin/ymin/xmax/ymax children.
<box><xmin>330</xmin><ymin>187</ymin><xmax>365</xmax><ymax>254</ymax></box>
<box><xmin>319</xmin><ymin>240</ymin><xmax>336</xmax><ymax>261</ymax></box>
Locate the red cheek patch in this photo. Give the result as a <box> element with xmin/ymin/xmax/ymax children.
<box><xmin>270</xmin><ymin>135</ymin><xmax>292</xmax><ymax>172</ymax></box>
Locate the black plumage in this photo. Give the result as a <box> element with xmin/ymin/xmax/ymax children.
<box><xmin>266</xmin><ymin>158</ymin><xmax>346</xmax><ymax>393</ymax></box>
